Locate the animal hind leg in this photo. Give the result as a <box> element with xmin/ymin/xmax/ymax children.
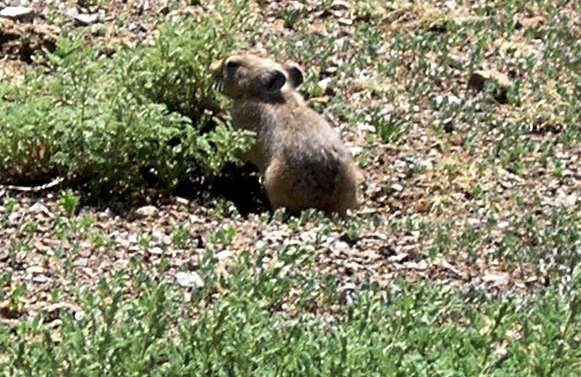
<box><xmin>263</xmin><ymin>159</ymin><xmax>288</xmax><ymax>211</ymax></box>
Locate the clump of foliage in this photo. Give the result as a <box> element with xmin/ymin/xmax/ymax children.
<box><xmin>2</xmin><ymin>239</ymin><xmax>581</xmax><ymax>376</ymax></box>
<box><xmin>0</xmin><ymin>0</ymin><xmax>253</xmax><ymax>196</ymax></box>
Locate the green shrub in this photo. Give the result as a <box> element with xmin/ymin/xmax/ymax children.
<box><xmin>2</xmin><ymin>246</ymin><xmax>581</xmax><ymax>376</ymax></box>
<box><xmin>0</xmin><ymin>0</ymin><xmax>254</xmax><ymax>195</ymax></box>
<box><xmin>0</xmin><ymin>83</ymin><xmax>58</xmax><ymax>181</ymax></box>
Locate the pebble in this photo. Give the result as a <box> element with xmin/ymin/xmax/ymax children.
<box><xmin>64</xmin><ymin>6</ymin><xmax>78</xmax><ymax>19</ymax></box>
<box><xmin>175</xmin><ymin>271</ymin><xmax>204</xmax><ymax>288</ymax></box>
<box><xmin>148</xmin><ymin>246</ymin><xmax>163</xmax><ymax>255</ymax></box>
<box><xmin>317</xmin><ymin>77</ymin><xmax>333</xmax><ymax>94</ymax></box>
<box><xmin>26</xmin><ymin>265</ymin><xmax>45</xmax><ymax>274</ymax></box>
<box><xmin>330</xmin><ymin>0</ymin><xmax>351</xmax><ymax>10</ymax></box>
<box><xmin>32</xmin><ymin>274</ymin><xmax>51</xmax><ymax>283</ymax></box>
<box><xmin>74</xmin><ymin>13</ymin><xmax>99</xmax><ymax>26</ymax></box>
<box><xmin>434</xmin><ymin>94</ymin><xmax>461</xmax><ymax>108</ymax></box>
<box><xmin>0</xmin><ymin>6</ymin><xmax>33</xmax><ymax>19</ymax></box>
<box><xmin>216</xmin><ymin>249</ymin><xmax>232</xmax><ymax>260</ymax></box>
<box><xmin>482</xmin><ymin>272</ymin><xmax>510</xmax><ymax>286</ymax></box>
<box><xmin>554</xmin><ymin>192</ymin><xmax>577</xmax><ymax>208</ymax></box>
<box><xmin>134</xmin><ymin>205</ymin><xmax>159</xmax><ymax>218</ymax></box>
<box><xmin>391</xmin><ymin>183</ymin><xmax>404</xmax><ymax>192</ymax></box>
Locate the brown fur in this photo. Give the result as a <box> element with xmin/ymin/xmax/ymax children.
<box><xmin>211</xmin><ymin>53</ymin><xmax>361</xmax><ymax>216</ymax></box>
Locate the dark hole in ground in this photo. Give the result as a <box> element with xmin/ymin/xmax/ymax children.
<box><xmin>67</xmin><ymin>166</ymin><xmax>268</xmax><ymax>218</ymax></box>
<box><xmin>18</xmin><ymin>40</ymin><xmax>35</xmax><ymax>64</ymax></box>
<box><xmin>211</xmin><ymin>167</ymin><xmax>270</xmax><ymax>216</ymax></box>
<box><xmin>174</xmin><ymin>164</ymin><xmax>270</xmax><ymax>217</ymax></box>
<box><xmin>69</xmin><ymin>166</ymin><xmax>269</xmax><ymax>219</ymax></box>
<box><xmin>0</xmin><ymin>23</ymin><xmax>57</xmax><ymax>65</ymax></box>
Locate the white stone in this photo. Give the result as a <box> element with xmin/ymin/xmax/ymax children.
<box><xmin>0</xmin><ymin>6</ymin><xmax>33</xmax><ymax>19</ymax></box>
<box><xmin>134</xmin><ymin>205</ymin><xmax>159</xmax><ymax>218</ymax></box>
<box><xmin>74</xmin><ymin>13</ymin><xmax>99</xmax><ymax>26</ymax></box>
<box><xmin>175</xmin><ymin>271</ymin><xmax>204</xmax><ymax>288</ymax></box>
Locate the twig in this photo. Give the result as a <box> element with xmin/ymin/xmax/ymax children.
<box><xmin>0</xmin><ymin>177</ymin><xmax>65</xmax><ymax>192</ymax></box>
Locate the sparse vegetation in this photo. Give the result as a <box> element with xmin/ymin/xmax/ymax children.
<box><xmin>0</xmin><ymin>0</ymin><xmax>579</xmax><ymax>376</ymax></box>
<box><xmin>1</xmin><ymin>218</ymin><xmax>580</xmax><ymax>376</ymax></box>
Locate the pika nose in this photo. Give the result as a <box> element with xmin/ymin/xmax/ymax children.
<box><xmin>210</xmin><ymin>60</ymin><xmax>223</xmax><ymax>77</ymax></box>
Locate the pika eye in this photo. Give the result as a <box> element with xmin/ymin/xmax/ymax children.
<box><xmin>225</xmin><ymin>60</ymin><xmax>240</xmax><ymax>71</ymax></box>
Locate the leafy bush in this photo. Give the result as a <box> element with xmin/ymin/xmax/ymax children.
<box><xmin>0</xmin><ymin>0</ymin><xmax>253</xmax><ymax>195</ymax></box>
<box><xmin>2</xmin><ymin>244</ymin><xmax>581</xmax><ymax>376</ymax></box>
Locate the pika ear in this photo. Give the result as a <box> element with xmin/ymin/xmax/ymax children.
<box><xmin>264</xmin><ymin>69</ymin><xmax>287</xmax><ymax>93</ymax></box>
<box><xmin>285</xmin><ymin>63</ymin><xmax>304</xmax><ymax>88</ymax></box>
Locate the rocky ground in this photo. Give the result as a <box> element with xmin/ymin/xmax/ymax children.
<box><xmin>1</xmin><ymin>0</ymin><xmax>580</xmax><ymax>323</ymax></box>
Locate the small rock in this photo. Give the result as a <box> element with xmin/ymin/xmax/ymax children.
<box><xmin>341</xmin><ymin>282</ymin><xmax>357</xmax><ymax>304</ymax></box>
<box><xmin>337</xmin><ymin>17</ymin><xmax>353</xmax><ymax>26</ymax></box>
<box><xmin>331</xmin><ymin>241</ymin><xmax>350</xmax><ymax>252</ymax></box>
<box><xmin>368</xmin><ymin>232</ymin><xmax>388</xmax><ymax>241</ymax></box>
<box><xmin>377</xmin><ymin>105</ymin><xmax>394</xmax><ymax>116</ymax></box>
<box><xmin>341</xmin><ymin>282</ymin><xmax>357</xmax><ymax>291</ymax></box>
<box><xmin>482</xmin><ymin>272</ymin><xmax>510</xmax><ymax>286</ymax></box>
<box><xmin>317</xmin><ymin>77</ymin><xmax>333</xmax><ymax>95</ymax></box>
<box><xmin>467</xmin><ymin>218</ymin><xmax>482</xmax><ymax>227</ymax></box>
<box><xmin>444</xmin><ymin>0</ymin><xmax>457</xmax><ymax>10</ymax></box>
<box><xmin>32</xmin><ymin>274</ymin><xmax>51</xmax><ymax>283</ymax></box>
<box><xmin>90</xmin><ymin>23</ymin><xmax>107</xmax><ymax>36</ymax></box>
<box><xmin>516</xmin><ymin>16</ymin><xmax>545</xmax><ymax>29</ymax></box>
<box><xmin>64</xmin><ymin>6</ymin><xmax>78</xmax><ymax>19</ymax></box>
<box><xmin>152</xmin><ymin>230</ymin><xmax>171</xmax><ymax>244</ymax></box>
<box><xmin>344</xmin><ymin>261</ymin><xmax>362</xmax><ymax>274</ymax></box>
<box><xmin>498</xmin><ymin>221</ymin><xmax>510</xmax><ymax>229</ymax></box>
<box><xmin>44</xmin><ymin>302</ymin><xmax>81</xmax><ymax>321</ymax></box>
<box><xmin>26</xmin><ymin>265</ymin><xmax>45</xmax><ymax>274</ymax></box>
<box><xmin>390</xmin><ymin>183</ymin><xmax>404</xmax><ymax>192</ymax></box>
<box><xmin>74</xmin><ymin>13</ymin><xmax>99</xmax><ymax>26</ymax></box>
<box><xmin>446</xmin><ymin>53</ymin><xmax>466</xmax><ymax>69</ymax></box>
<box><xmin>357</xmin><ymin>123</ymin><xmax>376</xmax><ymax>133</ymax></box>
<box><xmin>73</xmin><ymin>258</ymin><xmax>89</xmax><ymax>267</ymax></box>
<box><xmin>554</xmin><ymin>192</ymin><xmax>577</xmax><ymax>208</ymax></box>
<box><xmin>175</xmin><ymin>196</ymin><xmax>189</xmax><ymax>205</ymax></box>
<box><xmin>309</xmin><ymin>18</ymin><xmax>326</xmax><ymax>35</ymax></box>
<box><xmin>388</xmin><ymin>252</ymin><xmax>409</xmax><ymax>263</ymax></box>
<box><xmin>96</xmin><ymin>209</ymin><xmax>112</xmax><ymax>220</ymax></box>
<box><xmin>8</xmin><ymin>212</ymin><xmax>22</xmax><ymax>223</ymax></box>
<box><xmin>216</xmin><ymin>250</ymin><xmax>232</xmax><ymax>260</ymax></box>
<box><xmin>127</xmin><ymin>233</ymin><xmax>138</xmax><ymax>244</ymax></box>
<box><xmin>134</xmin><ymin>205</ymin><xmax>159</xmax><ymax>218</ymax></box>
<box><xmin>137</xmin><ymin>0</ymin><xmax>150</xmax><ymax>14</ymax></box>
<box><xmin>148</xmin><ymin>247</ymin><xmax>163</xmax><ymax>255</ymax></box>
<box><xmin>175</xmin><ymin>271</ymin><xmax>204</xmax><ymax>288</ymax></box>
<box><xmin>434</xmin><ymin>94</ymin><xmax>461</xmax><ymax>108</ymax></box>
<box><xmin>406</xmin><ymin>260</ymin><xmax>428</xmax><ymax>271</ymax></box>
<box><xmin>330</xmin><ymin>0</ymin><xmax>351</xmax><ymax>10</ymax></box>
<box><xmin>0</xmin><ymin>6</ymin><xmax>33</xmax><ymax>20</ymax></box>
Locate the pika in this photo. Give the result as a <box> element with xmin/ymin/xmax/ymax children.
<box><xmin>211</xmin><ymin>53</ymin><xmax>361</xmax><ymax>216</ymax></box>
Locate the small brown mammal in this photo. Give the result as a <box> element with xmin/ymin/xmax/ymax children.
<box><xmin>211</xmin><ymin>53</ymin><xmax>361</xmax><ymax>216</ymax></box>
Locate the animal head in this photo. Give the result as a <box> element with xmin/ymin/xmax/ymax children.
<box><xmin>211</xmin><ymin>53</ymin><xmax>304</xmax><ymax>101</ymax></box>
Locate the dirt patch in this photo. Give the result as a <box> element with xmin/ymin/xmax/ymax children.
<box><xmin>0</xmin><ymin>18</ymin><xmax>58</xmax><ymax>63</ymax></box>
